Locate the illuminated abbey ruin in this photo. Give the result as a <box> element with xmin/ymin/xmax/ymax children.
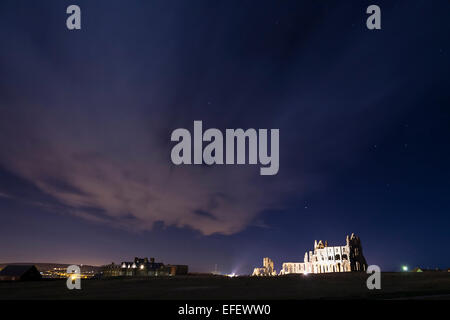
<box><xmin>253</xmin><ymin>233</ymin><xmax>368</xmax><ymax>276</ymax></box>
<box><xmin>252</xmin><ymin>257</ymin><xmax>277</xmax><ymax>276</ymax></box>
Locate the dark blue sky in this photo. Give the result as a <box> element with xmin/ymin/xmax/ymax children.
<box><xmin>0</xmin><ymin>0</ymin><xmax>449</xmax><ymax>273</ymax></box>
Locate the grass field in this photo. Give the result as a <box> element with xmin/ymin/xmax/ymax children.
<box><xmin>0</xmin><ymin>272</ymin><xmax>449</xmax><ymax>300</ymax></box>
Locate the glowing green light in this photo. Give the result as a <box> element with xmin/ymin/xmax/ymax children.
<box><xmin>402</xmin><ymin>265</ymin><xmax>408</xmax><ymax>271</ymax></box>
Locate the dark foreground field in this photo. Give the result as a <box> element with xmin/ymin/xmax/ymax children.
<box><xmin>0</xmin><ymin>272</ymin><xmax>449</xmax><ymax>300</ymax></box>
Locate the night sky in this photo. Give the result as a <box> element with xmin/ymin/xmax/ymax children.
<box><xmin>0</xmin><ymin>0</ymin><xmax>449</xmax><ymax>274</ymax></box>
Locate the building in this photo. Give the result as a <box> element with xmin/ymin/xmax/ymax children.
<box><xmin>0</xmin><ymin>265</ymin><xmax>42</xmax><ymax>281</ymax></box>
<box><xmin>279</xmin><ymin>233</ymin><xmax>368</xmax><ymax>275</ymax></box>
<box><xmin>167</xmin><ymin>264</ymin><xmax>189</xmax><ymax>275</ymax></box>
<box><xmin>101</xmin><ymin>263</ymin><xmax>122</xmax><ymax>277</ymax></box>
<box><xmin>102</xmin><ymin>257</ymin><xmax>188</xmax><ymax>277</ymax></box>
<box><xmin>252</xmin><ymin>257</ymin><xmax>277</xmax><ymax>276</ymax></box>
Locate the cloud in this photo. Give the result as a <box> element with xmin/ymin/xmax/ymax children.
<box><xmin>0</xmin><ymin>1</ymin><xmax>409</xmax><ymax>236</ymax></box>
<box><xmin>0</xmin><ymin>59</ymin><xmax>293</xmax><ymax>236</ymax></box>
<box><xmin>0</xmin><ymin>192</ymin><xmax>13</xmax><ymax>199</ymax></box>
<box><xmin>0</xmin><ymin>110</ymin><xmax>287</xmax><ymax>235</ymax></box>
<box><xmin>0</xmin><ymin>3</ymin><xmax>296</xmax><ymax>236</ymax></box>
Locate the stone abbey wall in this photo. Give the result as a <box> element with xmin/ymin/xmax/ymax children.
<box><xmin>253</xmin><ymin>233</ymin><xmax>368</xmax><ymax>276</ymax></box>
